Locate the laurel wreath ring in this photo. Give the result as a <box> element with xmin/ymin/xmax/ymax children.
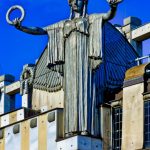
<box><xmin>6</xmin><ymin>5</ymin><xmax>25</xmax><ymax>25</ymax></box>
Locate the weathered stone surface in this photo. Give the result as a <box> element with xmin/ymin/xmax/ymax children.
<box><xmin>0</xmin><ymin>108</ymin><xmax>39</xmax><ymax>128</ymax></box>
<box><xmin>32</xmin><ymin>88</ymin><xmax>64</xmax><ymax>111</ymax></box>
<box><xmin>122</xmin><ymin>83</ymin><xmax>144</xmax><ymax>150</ymax></box>
<box><xmin>100</xmin><ymin>105</ymin><xmax>111</xmax><ymax>150</ymax></box>
<box><xmin>132</xmin><ymin>23</ymin><xmax>150</xmax><ymax>41</ymax></box>
<box><xmin>122</xmin><ymin>24</ymin><xmax>133</xmax><ymax>34</ymax></box>
<box><xmin>5</xmin><ymin>81</ymin><xmax>20</xmax><ymax>95</ymax></box>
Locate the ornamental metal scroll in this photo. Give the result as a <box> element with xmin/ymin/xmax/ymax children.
<box><xmin>6</xmin><ymin>5</ymin><xmax>25</xmax><ymax>25</ymax></box>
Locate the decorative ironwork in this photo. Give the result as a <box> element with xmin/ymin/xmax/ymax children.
<box><xmin>112</xmin><ymin>107</ymin><xmax>122</xmax><ymax>150</ymax></box>
<box><xmin>144</xmin><ymin>100</ymin><xmax>150</xmax><ymax>148</ymax></box>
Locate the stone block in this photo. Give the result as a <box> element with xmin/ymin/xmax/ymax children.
<box><xmin>22</xmin><ymin>94</ymin><xmax>29</xmax><ymax>108</ymax></box>
<box><xmin>122</xmin><ymin>24</ymin><xmax>140</xmax><ymax>34</ymax></box>
<box><xmin>0</xmin><ymin>74</ymin><xmax>15</xmax><ymax>83</ymax></box>
<box><xmin>122</xmin><ymin>82</ymin><xmax>144</xmax><ymax>149</ymax></box>
<box><xmin>126</xmin><ymin>32</ymin><xmax>131</xmax><ymax>39</ymax></box>
<box><xmin>5</xmin><ymin>81</ymin><xmax>20</xmax><ymax>95</ymax></box>
<box><xmin>122</xmin><ymin>24</ymin><xmax>132</xmax><ymax>33</ymax></box>
<box><xmin>132</xmin><ymin>23</ymin><xmax>150</xmax><ymax>41</ymax></box>
<box><xmin>1</xmin><ymin>114</ymin><xmax>9</xmax><ymax>127</ymax></box>
<box><xmin>123</xmin><ymin>16</ymin><xmax>142</xmax><ymax>26</ymax></box>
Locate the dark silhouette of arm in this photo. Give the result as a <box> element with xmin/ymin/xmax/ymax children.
<box><xmin>15</xmin><ymin>25</ymin><xmax>47</xmax><ymax>35</ymax></box>
<box><xmin>13</xmin><ymin>19</ymin><xmax>47</xmax><ymax>35</ymax></box>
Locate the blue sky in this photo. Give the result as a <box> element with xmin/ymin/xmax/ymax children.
<box><xmin>0</xmin><ymin>0</ymin><xmax>150</xmax><ymax>80</ymax></box>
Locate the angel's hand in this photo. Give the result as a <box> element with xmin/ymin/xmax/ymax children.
<box><xmin>107</xmin><ymin>0</ymin><xmax>123</xmax><ymax>6</ymax></box>
<box><xmin>12</xmin><ymin>18</ymin><xmax>21</xmax><ymax>28</ymax></box>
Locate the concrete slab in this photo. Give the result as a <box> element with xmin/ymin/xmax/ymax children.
<box><xmin>132</xmin><ymin>23</ymin><xmax>150</xmax><ymax>41</ymax></box>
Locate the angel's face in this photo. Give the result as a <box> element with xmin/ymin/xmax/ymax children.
<box><xmin>70</xmin><ymin>0</ymin><xmax>84</xmax><ymax>13</ymax></box>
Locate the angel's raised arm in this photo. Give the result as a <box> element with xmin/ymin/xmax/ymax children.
<box><xmin>102</xmin><ymin>0</ymin><xmax>123</xmax><ymax>21</ymax></box>
<box><xmin>6</xmin><ymin>5</ymin><xmax>47</xmax><ymax>35</ymax></box>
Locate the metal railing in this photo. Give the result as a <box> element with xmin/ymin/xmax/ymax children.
<box><xmin>135</xmin><ymin>55</ymin><xmax>150</xmax><ymax>65</ymax></box>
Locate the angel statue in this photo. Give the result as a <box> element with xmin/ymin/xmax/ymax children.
<box><xmin>6</xmin><ymin>0</ymin><xmax>123</xmax><ymax>137</ymax></box>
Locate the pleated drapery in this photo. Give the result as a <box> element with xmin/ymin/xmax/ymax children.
<box><xmin>32</xmin><ymin>14</ymin><xmax>138</xmax><ymax>137</ymax></box>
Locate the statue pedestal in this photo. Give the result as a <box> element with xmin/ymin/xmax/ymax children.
<box><xmin>57</xmin><ymin>135</ymin><xmax>102</xmax><ymax>150</ymax></box>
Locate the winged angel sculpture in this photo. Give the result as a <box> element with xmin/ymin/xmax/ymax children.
<box><xmin>6</xmin><ymin>0</ymin><xmax>123</xmax><ymax>137</ymax></box>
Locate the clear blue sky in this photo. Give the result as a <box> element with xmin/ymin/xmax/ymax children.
<box><xmin>0</xmin><ymin>0</ymin><xmax>150</xmax><ymax>80</ymax></box>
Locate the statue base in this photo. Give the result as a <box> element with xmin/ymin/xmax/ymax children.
<box><xmin>57</xmin><ymin>135</ymin><xmax>102</xmax><ymax>150</ymax></box>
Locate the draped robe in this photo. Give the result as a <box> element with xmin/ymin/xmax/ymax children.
<box><xmin>45</xmin><ymin>14</ymin><xmax>104</xmax><ymax>137</ymax></box>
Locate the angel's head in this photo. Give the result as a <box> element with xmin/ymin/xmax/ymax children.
<box><xmin>68</xmin><ymin>0</ymin><xmax>87</xmax><ymax>13</ymax></box>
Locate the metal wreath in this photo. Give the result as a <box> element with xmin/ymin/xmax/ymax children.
<box><xmin>20</xmin><ymin>66</ymin><xmax>35</xmax><ymax>85</ymax></box>
<box><xmin>6</xmin><ymin>5</ymin><xmax>25</xmax><ymax>25</ymax></box>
